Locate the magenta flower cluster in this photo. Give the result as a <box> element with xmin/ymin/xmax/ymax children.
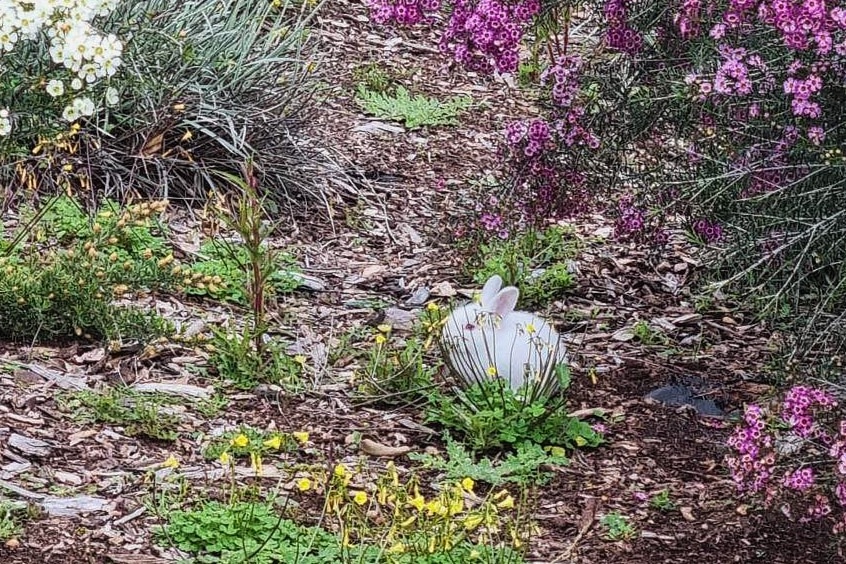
<box><xmin>501</xmin><ymin>113</ymin><xmax>594</xmax><ymax>223</ymax></box>
<box><xmin>367</xmin><ymin>0</ymin><xmax>441</xmax><ymax>25</ymax></box>
<box><xmin>784</xmin><ymin>69</ymin><xmax>823</xmax><ymax>119</ymax></box>
<box><xmin>692</xmin><ymin>218</ymin><xmax>724</xmax><ymax>243</ymax></box>
<box><xmin>604</xmin><ymin>0</ymin><xmax>643</xmax><ymax>54</ymax></box>
<box><xmin>727</xmin><ymin>386</ymin><xmax>846</xmax><ymax>532</ymax></box>
<box><xmin>674</xmin><ymin>0</ymin><xmax>702</xmax><ymax>39</ymax></box>
<box><xmin>783</xmin><ymin>467</ymin><xmax>815</xmax><ymax>491</ymax></box>
<box><xmin>615</xmin><ymin>195</ymin><xmax>646</xmax><ymax>237</ymax></box>
<box><xmin>726</xmin><ymin>404</ymin><xmax>775</xmax><ymax>493</ymax></box>
<box><xmin>782</xmin><ymin>385</ymin><xmax>836</xmax><ymax>438</ymax></box>
<box><xmin>477</xmin><ymin>194</ymin><xmax>510</xmax><ymax>239</ymax></box>
<box><xmin>543</xmin><ymin>55</ymin><xmax>584</xmax><ymax>108</ymax></box>
<box><xmin>439</xmin><ymin>0</ymin><xmax>540</xmax><ymax>74</ymax></box>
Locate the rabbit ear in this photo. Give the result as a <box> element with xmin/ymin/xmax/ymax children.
<box><xmin>490</xmin><ymin>287</ymin><xmax>519</xmax><ymax>317</ymax></box>
<box><xmin>480</xmin><ymin>275</ymin><xmax>503</xmax><ymax>306</ymax></box>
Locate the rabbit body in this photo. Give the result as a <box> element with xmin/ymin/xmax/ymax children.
<box><xmin>440</xmin><ymin>275</ymin><xmax>566</xmax><ymax>394</ymax></box>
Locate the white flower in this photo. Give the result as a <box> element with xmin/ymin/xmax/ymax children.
<box><xmin>105</xmin><ymin>86</ymin><xmax>119</xmax><ymax>106</ymax></box>
<box><xmin>0</xmin><ymin>26</ymin><xmax>19</xmax><ymax>52</ymax></box>
<box><xmin>71</xmin><ymin>77</ymin><xmax>83</xmax><ymax>90</ymax></box>
<box><xmin>46</xmin><ymin>79</ymin><xmax>64</xmax><ymax>97</ymax></box>
<box><xmin>72</xmin><ymin>96</ymin><xmax>95</xmax><ymax>117</ymax></box>
<box><xmin>79</xmin><ymin>62</ymin><xmax>98</xmax><ymax>83</ymax></box>
<box><xmin>62</xmin><ymin>104</ymin><xmax>80</xmax><ymax>122</ymax></box>
<box><xmin>0</xmin><ymin>108</ymin><xmax>10</xmax><ymax>137</ymax></box>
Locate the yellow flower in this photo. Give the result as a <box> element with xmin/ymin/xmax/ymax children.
<box><xmin>294</xmin><ymin>354</ymin><xmax>307</xmax><ymax>366</ymax></box>
<box><xmin>426</xmin><ymin>302</ymin><xmax>440</xmax><ymax>312</ymax></box>
<box><xmin>377</xmin><ymin>324</ymin><xmax>392</xmax><ymax>333</ymax></box>
<box><xmin>461</xmin><ymin>477</ymin><xmax>475</xmax><ymax>492</ymax></box>
<box><xmin>547</xmin><ymin>446</ymin><xmax>567</xmax><ymax>458</ymax></box>
<box><xmin>425</xmin><ymin>499</ymin><xmax>447</xmax><ymax>516</ymax></box>
<box><xmin>219</xmin><ymin>452</ymin><xmax>231</xmax><ymax>465</ymax></box>
<box><xmin>497</xmin><ymin>495</ymin><xmax>515</xmax><ymax>509</ymax></box>
<box><xmin>231</xmin><ymin>433</ymin><xmax>249</xmax><ymax>448</ymax></box>
<box><xmin>408</xmin><ymin>494</ymin><xmax>425</xmax><ymax>511</ymax></box>
<box><xmin>292</xmin><ymin>431</ymin><xmax>309</xmax><ymax>445</ymax></box>
<box><xmin>263</xmin><ymin>435</ymin><xmax>282</xmax><ymax>450</ymax></box>
<box><xmin>525</xmin><ymin>322</ymin><xmax>536</xmax><ymax>334</ymax></box>
<box><xmin>250</xmin><ymin>452</ymin><xmax>263</xmax><ymax>476</ymax></box>
<box><xmin>386</xmin><ymin>461</ymin><xmax>399</xmax><ymax>486</ymax></box>
<box><xmin>162</xmin><ymin>455</ymin><xmax>179</xmax><ymax>469</ymax></box>
<box><xmin>297</xmin><ymin>477</ymin><xmax>312</xmax><ymax>492</ymax></box>
<box><xmin>486</xmin><ymin>365</ymin><xmax>498</xmax><ymax>377</ymax></box>
<box><xmin>387</xmin><ymin>542</ymin><xmax>406</xmax><ymax>555</ymax></box>
<box><xmin>352</xmin><ymin>491</ymin><xmax>368</xmax><ymax>505</ymax></box>
<box><xmin>375</xmin><ymin>334</ymin><xmax>387</xmax><ymax>345</ymax></box>
<box><xmin>464</xmin><ymin>513</ymin><xmax>484</xmax><ymax>531</ymax></box>
<box><xmin>448</xmin><ymin>496</ymin><xmax>464</xmax><ymax>515</ymax></box>
<box><xmin>334</xmin><ymin>464</ymin><xmax>347</xmax><ymax>478</ymax></box>
<box><xmin>511</xmin><ymin>528</ymin><xmax>523</xmax><ymax>548</ymax></box>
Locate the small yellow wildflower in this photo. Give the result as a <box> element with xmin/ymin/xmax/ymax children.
<box><xmin>525</xmin><ymin>322</ymin><xmax>536</xmax><ymax>334</ymax></box>
<box><xmin>377</xmin><ymin>323</ymin><xmax>392</xmax><ymax>333</ymax></box>
<box><xmin>486</xmin><ymin>365</ymin><xmax>498</xmax><ymax>377</ymax></box>
<box><xmin>375</xmin><ymin>334</ymin><xmax>387</xmax><ymax>345</ymax></box>
<box><xmin>263</xmin><ymin>435</ymin><xmax>282</xmax><ymax>450</ymax></box>
<box><xmin>162</xmin><ymin>455</ymin><xmax>179</xmax><ymax>469</ymax></box>
<box><xmin>408</xmin><ymin>494</ymin><xmax>426</xmax><ymax>511</ymax></box>
<box><xmin>497</xmin><ymin>495</ymin><xmax>515</xmax><ymax>509</ymax></box>
<box><xmin>292</xmin><ymin>431</ymin><xmax>309</xmax><ymax>445</ymax></box>
<box><xmin>448</xmin><ymin>495</ymin><xmax>464</xmax><ymax>515</ymax></box>
<box><xmin>294</xmin><ymin>354</ymin><xmax>307</xmax><ymax>366</ymax></box>
<box><xmin>386</xmin><ymin>461</ymin><xmax>399</xmax><ymax>486</ymax></box>
<box><xmin>426</xmin><ymin>301</ymin><xmax>439</xmax><ymax>312</ymax></box>
<box><xmin>250</xmin><ymin>452</ymin><xmax>263</xmax><ymax>476</ymax></box>
<box><xmin>334</xmin><ymin>464</ymin><xmax>347</xmax><ymax>478</ymax></box>
<box><xmin>296</xmin><ymin>477</ymin><xmax>312</xmax><ymax>492</ymax></box>
<box><xmin>425</xmin><ymin>499</ymin><xmax>447</xmax><ymax>516</ymax></box>
<box><xmin>231</xmin><ymin>433</ymin><xmax>249</xmax><ymax>448</ymax></box>
<box><xmin>547</xmin><ymin>446</ymin><xmax>567</xmax><ymax>458</ymax></box>
<box><xmin>219</xmin><ymin>452</ymin><xmax>231</xmax><ymax>465</ymax></box>
<box><xmin>352</xmin><ymin>491</ymin><xmax>368</xmax><ymax>506</ymax></box>
<box><xmin>463</xmin><ymin>513</ymin><xmax>484</xmax><ymax>531</ymax></box>
<box><xmin>387</xmin><ymin>542</ymin><xmax>406</xmax><ymax>555</ymax></box>
<box><xmin>461</xmin><ymin>477</ymin><xmax>475</xmax><ymax>492</ymax></box>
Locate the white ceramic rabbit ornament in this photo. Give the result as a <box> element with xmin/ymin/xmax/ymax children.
<box><xmin>440</xmin><ymin>275</ymin><xmax>567</xmax><ymax>396</ymax></box>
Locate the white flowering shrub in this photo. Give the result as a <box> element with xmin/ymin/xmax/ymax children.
<box><xmin>1</xmin><ymin>0</ymin><xmax>341</xmax><ymax>212</ymax></box>
<box><xmin>0</xmin><ymin>0</ymin><xmax>124</xmax><ymax>145</ymax></box>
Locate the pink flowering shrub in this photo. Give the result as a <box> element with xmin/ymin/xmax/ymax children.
<box><xmin>367</xmin><ymin>0</ymin><xmax>846</xmax><ymax>332</ymax></box>
<box><xmin>727</xmin><ymin>386</ymin><xmax>846</xmax><ymax>531</ymax></box>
